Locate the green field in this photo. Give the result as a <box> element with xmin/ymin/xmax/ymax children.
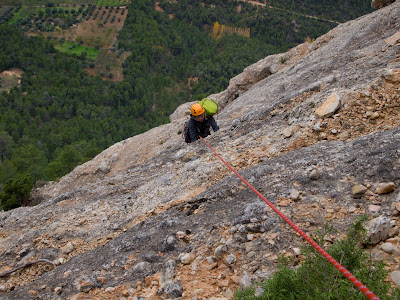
<box><xmin>7</xmin><ymin>5</ymin><xmax>81</xmax><ymax>24</ymax></box>
<box><xmin>95</xmin><ymin>0</ymin><xmax>130</xmax><ymax>5</ymax></box>
<box><xmin>53</xmin><ymin>40</ymin><xmax>99</xmax><ymax>60</ymax></box>
<box><xmin>4</xmin><ymin>5</ymin><xmax>84</xmax><ymax>27</ymax></box>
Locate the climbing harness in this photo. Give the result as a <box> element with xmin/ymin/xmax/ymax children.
<box><xmin>199</xmin><ymin>136</ymin><xmax>380</xmax><ymax>300</ymax></box>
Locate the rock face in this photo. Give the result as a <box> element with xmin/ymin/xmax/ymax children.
<box><xmin>1</xmin><ymin>2</ymin><xmax>400</xmax><ymax>299</ymax></box>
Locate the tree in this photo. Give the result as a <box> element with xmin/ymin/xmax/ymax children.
<box><xmin>0</xmin><ymin>159</ymin><xmax>16</xmax><ymax>184</ymax></box>
<box><xmin>0</xmin><ymin>131</ymin><xmax>14</xmax><ymax>161</ymax></box>
<box><xmin>0</xmin><ymin>174</ymin><xmax>33</xmax><ymax>211</ymax></box>
<box><xmin>11</xmin><ymin>144</ymin><xmax>48</xmax><ymax>181</ymax></box>
<box><xmin>46</xmin><ymin>145</ymin><xmax>83</xmax><ymax>179</ymax></box>
<box><xmin>212</xmin><ymin>21</ymin><xmax>220</xmax><ymax>39</ymax></box>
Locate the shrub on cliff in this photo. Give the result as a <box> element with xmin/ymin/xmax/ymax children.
<box><xmin>235</xmin><ymin>217</ymin><xmax>400</xmax><ymax>300</ymax></box>
<box><xmin>0</xmin><ymin>174</ymin><xmax>33</xmax><ymax>211</ymax></box>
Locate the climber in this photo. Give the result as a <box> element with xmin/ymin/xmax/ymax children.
<box><xmin>185</xmin><ymin>103</ymin><xmax>219</xmax><ymax>143</ymax></box>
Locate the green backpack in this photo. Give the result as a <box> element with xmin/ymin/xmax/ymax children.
<box><xmin>198</xmin><ymin>98</ymin><xmax>219</xmax><ymax>116</ymax></box>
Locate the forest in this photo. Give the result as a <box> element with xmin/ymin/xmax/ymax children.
<box><xmin>0</xmin><ymin>0</ymin><xmax>374</xmax><ymax>210</ymax></box>
<box><xmin>266</xmin><ymin>0</ymin><xmax>374</xmax><ymax>23</ymax></box>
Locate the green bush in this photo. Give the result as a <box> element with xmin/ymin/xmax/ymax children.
<box><xmin>0</xmin><ymin>174</ymin><xmax>33</xmax><ymax>211</ymax></box>
<box><xmin>235</xmin><ymin>217</ymin><xmax>400</xmax><ymax>300</ymax></box>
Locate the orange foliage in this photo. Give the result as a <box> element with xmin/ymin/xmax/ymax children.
<box><xmin>212</xmin><ymin>21</ymin><xmax>250</xmax><ymax>39</ymax></box>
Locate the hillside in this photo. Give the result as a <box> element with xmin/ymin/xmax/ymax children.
<box><xmin>0</xmin><ymin>0</ymin><xmax>376</xmax><ymax>199</ymax></box>
<box><xmin>0</xmin><ymin>1</ymin><xmax>400</xmax><ymax>299</ymax></box>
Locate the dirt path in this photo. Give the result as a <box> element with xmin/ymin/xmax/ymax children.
<box><xmin>243</xmin><ymin>0</ymin><xmax>341</xmax><ymax>25</ymax></box>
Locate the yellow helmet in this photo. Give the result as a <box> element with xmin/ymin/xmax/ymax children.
<box><xmin>191</xmin><ymin>103</ymin><xmax>205</xmax><ymax>116</ymax></box>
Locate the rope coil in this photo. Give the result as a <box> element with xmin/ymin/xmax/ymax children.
<box><xmin>199</xmin><ymin>136</ymin><xmax>380</xmax><ymax>300</ymax></box>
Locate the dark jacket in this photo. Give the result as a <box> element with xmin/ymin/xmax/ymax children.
<box><xmin>188</xmin><ymin>115</ymin><xmax>219</xmax><ymax>142</ymax></box>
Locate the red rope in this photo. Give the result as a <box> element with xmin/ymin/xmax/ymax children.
<box><xmin>199</xmin><ymin>136</ymin><xmax>380</xmax><ymax>300</ymax></box>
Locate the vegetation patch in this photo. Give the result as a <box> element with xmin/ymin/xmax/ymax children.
<box><xmin>0</xmin><ymin>76</ymin><xmax>19</xmax><ymax>92</ymax></box>
<box><xmin>85</xmin><ymin>48</ymin><xmax>130</xmax><ymax>80</ymax></box>
<box><xmin>4</xmin><ymin>3</ymin><xmax>128</xmax><ymax>51</ymax></box>
<box><xmin>18</xmin><ymin>3</ymin><xmax>129</xmax><ymax>78</ymax></box>
<box><xmin>53</xmin><ymin>40</ymin><xmax>99</xmax><ymax>60</ymax></box>
<box><xmin>0</xmin><ymin>70</ymin><xmax>22</xmax><ymax>92</ymax></box>
<box><xmin>0</xmin><ymin>174</ymin><xmax>33</xmax><ymax>211</ymax></box>
<box><xmin>95</xmin><ymin>0</ymin><xmax>130</xmax><ymax>5</ymax></box>
<box><xmin>74</xmin><ymin>18</ymin><xmax>120</xmax><ymax>48</ymax></box>
<box><xmin>234</xmin><ymin>217</ymin><xmax>400</xmax><ymax>300</ymax></box>
<box><xmin>212</xmin><ymin>21</ymin><xmax>251</xmax><ymax>39</ymax></box>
